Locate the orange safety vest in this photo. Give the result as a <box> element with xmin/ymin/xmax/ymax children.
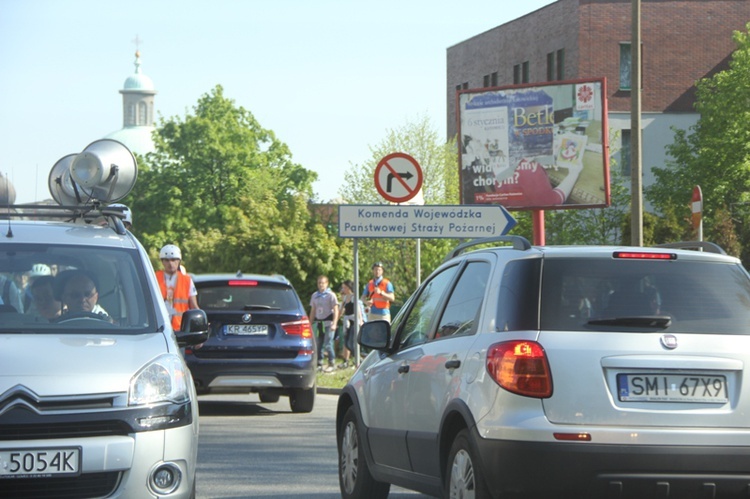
<box><xmin>156</xmin><ymin>270</ymin><xmax>192</xmax><ymax>330</ymax></box>
<box><xmin>366</xmin><ymin>278</ymin><xmax>391</xmax><ymax>310</ymax></box>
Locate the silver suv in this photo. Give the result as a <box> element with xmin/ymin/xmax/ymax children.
<box><xmin>0</xmin><ymin>139</ymin><xmax>208</xmax><ymax>499</ymax></box>
<box><xmin>337</xmin><ymin>236</ymin><xmax>750</xmax><ymax>498</ymax></box>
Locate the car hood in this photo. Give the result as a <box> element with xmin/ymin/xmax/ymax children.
<box><xmin>0</xmin><ymin>333</ymin><xmax>169</xmax><ymax>397</ymax></box>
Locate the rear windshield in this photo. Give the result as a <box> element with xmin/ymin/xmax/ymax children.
<box><xmin>196</xmin><ymin>282</ymin><xmax>300</xmax><ymax>311</ymax></box>
<box><xmin>0</xmin><ymin>243</ymin><xmax>156</xmax><ymax>332</ymax></box>
<box><xmin>539</xmin><ymin>258</ymin><xmax>750</xmax><ymax>334</ymax></box>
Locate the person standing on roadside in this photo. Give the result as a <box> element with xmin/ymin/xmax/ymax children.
<box><xmin>155</xmin><ymin>244</ymin><xmax>198</xmax><ymax>331</ymax></box>
<box><xmin>362</xmin><ymin>262</ymin><xmax>395</xmax><ymax>323</ymax></box>
<box><xmin>309</xmin><ymin>275</ymin><xmax>339</xmax><ymax>373</ymax></box>
<box><xmin>338</xmin><ymin>280</ymin><xmax>366</xmax><ymax>369</ymax></box>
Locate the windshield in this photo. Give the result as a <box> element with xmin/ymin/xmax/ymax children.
<box><xmin>0</xmin><ymin>243</ymin><xmax>157</xmax><ymax>333</ymax></box>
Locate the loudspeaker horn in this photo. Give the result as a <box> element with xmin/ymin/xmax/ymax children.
<box><xmin>69</xmin><ymin>139</ymin><xmax>138</xmax><ymax>203</ymax></box>
<box><xmin>48</xmin><ymin>154</ymin><xmax>87</xmax><ymax>206</ymax></box>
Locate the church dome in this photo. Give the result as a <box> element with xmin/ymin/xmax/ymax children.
<box><xmin>122</xmin><ymin>51</ymin><xmax>155</xmax><ymax>92</ymax></box>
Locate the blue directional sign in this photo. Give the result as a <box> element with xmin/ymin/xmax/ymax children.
<box><xmin>338</xmin><ymin>205</ymin><xmax>517</xmax><ymax>239</ymax></box>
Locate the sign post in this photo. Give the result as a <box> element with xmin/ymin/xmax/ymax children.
<box><xmin>692</xmin><ymin>185</ymin><xmax>703</xmax><ymax>242</ymax></box>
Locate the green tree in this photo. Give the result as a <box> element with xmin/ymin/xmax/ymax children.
<box><xmin>339</xmin><ymin>115</ymin><xmax>460</xmax><ymax>300</ymax></box>
<box><xmin>125</xmin><ymin>85</ymin><xmax>349</xmax><ymax>294</ymax></box>
<box><xmin>646</xmin><ymin>23</ymin><xmax>750</xmax><ymax>259</ymax></box>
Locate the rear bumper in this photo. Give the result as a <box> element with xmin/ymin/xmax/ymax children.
<box><xmin>473</xmin><ymin>429</ymin><xmax>750</xmax><ymax>498</ymax></box>
<box><xmin>186</xmin><ymin>359</ymin><xmax>316</xmax><ymax>393</ymax></box>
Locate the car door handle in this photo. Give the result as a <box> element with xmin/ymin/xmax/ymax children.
<box><xmin>445</xmin><ymin>359</ymin><xmax>461</xmax><ymax>370</ymax></box>
<box><xmin>398</xmin><ymin>364</ymin><xmax>410</xmax><ymax>374</ymax></box>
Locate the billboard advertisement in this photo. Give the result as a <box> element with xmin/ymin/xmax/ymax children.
<box><xmin>458</xmin><ymin>79</ymin><xmax>609</xmax><ymax>210</ymax></box>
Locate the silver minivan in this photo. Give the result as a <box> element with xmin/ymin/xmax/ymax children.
<box><xmin>0</xmin><ymin>140</ymin><xmax>208</xmax><ymax>498</ymax></box>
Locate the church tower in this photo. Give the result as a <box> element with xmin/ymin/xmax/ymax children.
<box><xmin>104</xmin><ymin>49</ymin><xmax>157</xmax><ymax>154</ymax></box>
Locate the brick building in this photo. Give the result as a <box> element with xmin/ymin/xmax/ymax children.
<box><xmin>447</xmin><ymin>0</ymin><xmax>750</xmax><ymax>190</ymax></box>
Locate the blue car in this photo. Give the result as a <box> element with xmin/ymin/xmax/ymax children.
<box><xmin>185</xmin><ymin>273</ymin><xmax>316</xmax><ymax>413</ymax></box>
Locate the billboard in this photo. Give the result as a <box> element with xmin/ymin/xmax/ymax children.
<box><xmin>458</xmin><ymin>79</ymin><xmax>609</xmax><ymax>210</ymax></box>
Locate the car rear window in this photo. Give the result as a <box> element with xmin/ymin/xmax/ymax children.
<box><xmin>197</xmin><ymin>282</ymin><xmax>300</xmax><ymax>311</ymax></box>
<box><xmin>539</xmin><ymin>258</ymin><xmax>750</xmax><ymax>334</ymax></box>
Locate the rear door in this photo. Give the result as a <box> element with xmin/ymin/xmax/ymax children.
<box><xmin>404</xmin><ymin>259</ymin><xmax>491</xmax><ymax>477</ymax></box>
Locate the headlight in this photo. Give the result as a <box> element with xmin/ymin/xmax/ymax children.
<box><xmin>129</xmin><ymin>353</ymin><xmax>190</xmax><ymax>406</ymax></box>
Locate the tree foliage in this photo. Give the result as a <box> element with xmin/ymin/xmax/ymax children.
<box><xmin>125</xmin><ymin>85</ymin><xmax>349</xmax><ymax>296</ymax></box>
<box><xmin>338</xmin><ymin>115</ymin><xmax>460</xmax><ymax>301</ymax></box>
<box><xmin>646</xmin><ymin>23</ymin><xmax>750</xmax><ymax>259</ymax></box>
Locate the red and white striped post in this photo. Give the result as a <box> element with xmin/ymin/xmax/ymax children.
<box><xmin>692</xmin><ymin>185</ymin><xmax>703</xmax><ymax>242</ymax></box>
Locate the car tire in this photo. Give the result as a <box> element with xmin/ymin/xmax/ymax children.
<box><xmin>338</xmin><ymin>407</ymin><xmax>390</xmax><ymax>499</ymax></box>
<box><xmin>289</xmin><ymin>385</ymin><xmax>315</xmax><ymax>413</ymax></box>
<box><xmin>259</xmin><ymin>391</ymin><xmax>280</xmax><ymax>403</ymax></box>
<box><xmin>446</xmin><ymin>429</ymin><xmax>490</xmax><ymax>499</ymax></box>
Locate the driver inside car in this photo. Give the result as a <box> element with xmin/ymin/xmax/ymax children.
<box><xmin>55</xmin><ymin>270</ymin><xmax>111</xmax><ymax>320</ymax></box>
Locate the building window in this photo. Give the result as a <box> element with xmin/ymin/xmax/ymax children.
<box><xmin>547</xmin><ymin>52</ymin><xmax>555</xmax><ymax>81</ymax></box>
<box><xmin>556</xmin><ymin>49</ymin><xmax>564</xmax><ymax>80</ymax></box>
<box><xmin>513</xmin><ymin>64</ymin><xmax>521</xmax><ymax>84</ymax></box>
<box><xmin>522</xmin><ymin>61</ymin><xmax>529</xmax><ymax>83</ymax></box>
<box><xmin>483</xmin><ymin>74</ymin><xmax>490</xmax><ymax>87</ymax></box>
<box><xmin>456</xmin><ymin>84</ymin><xmax>461</xmax><ymax>93</ymax></box>
<box><xmin>620</xmin><ymin>43</ymin><xmax>632</xmax><ymax>90</ymax></box>
<box><xmin>462</xmin><ymin>82</ymin><xmax>469</xmax><ymax>90</ymax></box>
<box><xmin>491</xmin><ymin>72</ymin><xmax>498</xmax><ymax>86</ymax></box>
<box><xmin>620</xmin><ymin>129</ymin><xmax>631</xmax><ymax>176</ymax></box>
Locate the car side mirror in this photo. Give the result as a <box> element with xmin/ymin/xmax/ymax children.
<box><xmin>360</xmin><ymin>320</ymin><xmax>391</xmax><ymax>350</ymax></box>
<box><xmin>176</xmin><ymin>309</ymin><xmax>209</xmax><ymax>347</ymax></box>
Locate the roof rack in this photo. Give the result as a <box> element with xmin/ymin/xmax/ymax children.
<box><xmin>0</xmin><ymin>203</ymin><xmax>128</xmax><ymax>236</ymax></box>
<box><xmin>443</xmin><ymin>235</ymin><xmax>532</xmax><ymax>262</ymax></box>
<box><xmin>655</xmin><ymin>241</ymin><xmax>726</xmax><ymax>255</ymax></box>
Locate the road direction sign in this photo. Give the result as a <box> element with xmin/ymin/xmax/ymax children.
<box><xmin>338</xmin><ymin>204</ymin><xmax>517</xmax><ymax>239</ymax></box>
<box><xmin>374</xmin><ymin>153</ymin><xmax>423</xmax><ymax>203</ymax></box>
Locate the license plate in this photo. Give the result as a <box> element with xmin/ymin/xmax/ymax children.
<box><xmin>0</xmin><ymin>447</ymin><xmax>81</xmax><ymax>478</ymax></box>
<box><xmin>226</xmin><ymin>324</ymin><xmax>268</xmax><ymax>336</ymax></box>
<box><xmin>617</xmin><ymin>373</ymin><xmax>728</xmax><ymax>403</ymax></box>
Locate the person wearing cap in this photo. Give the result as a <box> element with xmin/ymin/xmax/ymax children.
<box><xmin>155</xmin><ymin>244</ymin><xmax>198</xmax><ymax>330</ymax></box>
<box><xmin>22</xmin><ymin>263</ymin><xmax>52</xmax><ymax>312</ymax></box>
<box><xmin>361</xmin><ymin>262</ymin><xmax>395</xmax><ymax>323</ymax></box>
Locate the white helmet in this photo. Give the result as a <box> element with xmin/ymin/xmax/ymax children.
<box><xmin>109</xmin><ymin>203</ymin><xmax>132</xmax><ymax>226</ymax></box>
<box><xmin>159</xmin><ymin>244</ymin><xmax>182</xmax><ymax>260</ymax></box>
<box><xmin>30</xmin><ymin>263</ymin><xmax>52</xmax><ymax>277</ymax></box>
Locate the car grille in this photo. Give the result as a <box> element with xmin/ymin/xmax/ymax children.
<box><xmin>0</xmin><ymin>420</ymin><xmax>131</xmax><ymax>440</ymax></box>
<box><xmin>0</xmin><ymin>471</ymin><xmax>120</xmax><ymax>498</ymax></box>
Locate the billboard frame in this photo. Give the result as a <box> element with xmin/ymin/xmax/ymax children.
<box><xmin>457</xmin><ymin>78</ymin><xmax>610</xmax><ymax>211</ymax></box>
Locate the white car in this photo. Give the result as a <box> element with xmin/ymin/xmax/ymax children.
<box><xmin>0</xmin><ymin>139</ymin><xmax>208</xmax><ymax>498</ymax></box>
<box><xmin>337</xmin><ymin>236</ymin><xmax>750</xmax><ymax>498</ymax></box>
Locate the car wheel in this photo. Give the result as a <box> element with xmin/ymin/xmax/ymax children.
<box><xmin>259</xmin><ymin>391</ymin><xmax>280</xmax><ymax>403</ymax></box>
<box><xmin>289</xmin><ymin>386</ymin><xmax>315</xmax><ymax>413</ymax></box>
<box><xmin>446</xmin><ymin>429</ymin><xmax>490</xmax><ymax>499</ymax></box>
<box><xmin>339</xmin><ymin>407</ymin><xmax>390</xmax><ymax>499</ymax></box>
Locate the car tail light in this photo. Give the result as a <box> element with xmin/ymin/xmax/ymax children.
<box><xmin>282</xmin><ymin>317</ymin><xmax>312</xmax><ymax>339</ymax></box>
<box><xmin>486</xmin><ymin>341</ymin><xmax>552</xmax><ymax>398</ymax></box>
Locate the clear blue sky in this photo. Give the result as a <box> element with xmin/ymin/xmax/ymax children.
<box><xmin>1</xmin><ymin>0</ymin><xmax>555</xmax><ymax>204</ymax></box>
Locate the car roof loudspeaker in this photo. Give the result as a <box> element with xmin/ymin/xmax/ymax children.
<box><xmin>48</xmin><ymin>153</ymin><xmax>83</xmax><ymax>206</ymax></box>
<box><xmin>69</xmin><ymin>139</ymin><xmax>137</xmax><ymax>203</ymax></box>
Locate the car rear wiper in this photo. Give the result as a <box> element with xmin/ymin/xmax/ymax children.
<box><xmin>587</xmin><ymin>315</ymin><xmax>672</xmax><ymax>328</ymax></box>
<box><xmin>242</xmin><ymin>305</ymin><xmax>280</xmax><ymax>311</ymax></box>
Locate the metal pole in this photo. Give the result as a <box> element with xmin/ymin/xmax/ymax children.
<box><xmin>416</xmin><ymin>238</ymin><xmax>421</xmax><ymax>287</ymax></box>
<box><xmin>353</xmin><ymin>238</ymin><xmax>360</xmax><ymax>366</ymax></box>
<box><xmin>630</xmin><ymin>0</ymin><xmax>643</xmax><ymax>245</ymax></box>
